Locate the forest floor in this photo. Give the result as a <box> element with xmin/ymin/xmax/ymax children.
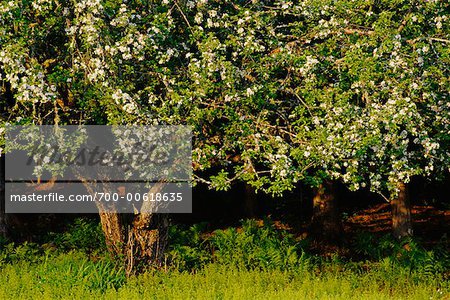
<box><xmin>262</xmin><ymin>202</ymin><xmax>450</xmax><ymax>258</ymax></box>
<box><xmin>345</xmin><ymin>203</ymin><xmax>450</xmax><ymax>244</ymax></box>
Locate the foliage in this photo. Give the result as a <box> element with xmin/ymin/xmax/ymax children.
<box><xmin>168</xmin><ymin>219</ymin><xmax>308</xmax><ymax>272</ymax></box>
<box><xmin>0</xmin><ymin>241</ymin><xmax>45</xmax><ymax>265</ymax></box>
<box><xmin>48</xmin><ymin>217</ymin><xmax>106</xmax><ymax>253</ymax></box>
<box><xmin>353</xmin><ymin>232</ymin><xmax>450</xmax><ymax>276</ymax></box>
<box><xmin>2</xmin><ymin>0</ymin><xmax>448</xmax><ymax>197</ymax></box>
<box><xmin>34</xmin><ymin>252</ymin><xmax>126</xmax><ymax>292</ymax></box>
<box><xmin>283</xmin><ymin>0</ymin><xmax>450</xmax><ymax>196</ymax></box>
<box><xmin>209</xmin><ymin>219</ymin><xmax>307</xmax><ymax>270</ymax></box>
<box><xmin>0</xmin><ymin>220</ymin><xmax>449</xmax><ymax>298</ymax></box>
<box><xmin>0</xmin><ymin>250</ymin><xmax>125</xmax><ymax>294</ymax></box>
<box><xmin>0</xmin><ymin>255</ymin><xmax>448</xmax><ymax>299</ymax></box>
<box><xmin>167</xmin><ymin>222</ymin><xmax>212</xmax><ymax>271</ymax></box>
<box><xmin>0</xmin><ymin>218</ymin><xmax>106</xmax><ymax>264</ymax></box>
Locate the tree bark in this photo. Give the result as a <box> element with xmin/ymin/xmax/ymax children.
<box><xmin>84</xmin><ymin>179</ymin><xmax>169</xmax><ymax>276</ymax></box>
<box><xmin>391</xmin><ymin>182</ymin><xmax>413</xmax><ymax>239</ymax></box>
<box><xmin>310</xmin><ymin>181</ymin><xmax>342</xmax><ymax>242</ymax></box>
<box><xmin>98</xmin><ymin>211</ymin><xmax>125</xmax><ymax>255</ymax></box>
<box><xmin>125</xmin><ymin>182</ymin><xmax>169</xmax><ymax>276</ymax></box>
<box><xmin>125</xmin><ymin>213</ymin><xmax>169</xmax><ymax>276</ymax></box>
<box><xmin>0</xmin><ymin>155</ymin><xmax>7</xmax><ymax>238</ymax></box>
<box><xmin>82</xmin><ymin>181</ymin><xmax>125</xmax><ymax>256</ymax></box>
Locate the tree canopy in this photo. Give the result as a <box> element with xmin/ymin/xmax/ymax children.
<box><xmin>1</xmin><ymin>0</ymin><xmax>449</xmax><ymax>198</ymax></box>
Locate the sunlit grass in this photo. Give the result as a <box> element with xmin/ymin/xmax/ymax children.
<box><xmin>0</xmin><ymin>252</ymin><xmax>447</xmax><ymax>300</ymax></box>
<box><xmin>1</xmin><ymin>220</ymin><xmax>448</xmax><ymax>299</ymax></box>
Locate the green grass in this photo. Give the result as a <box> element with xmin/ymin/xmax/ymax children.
<box><xmin>0</xmin><ymin>252</ymin><xmax>448</xmax><ymax>299</ymax></box>
<box><xmin>0</xmin><ymin>218</ymin><xmax>448</xmax><ymax>299</ymax></box>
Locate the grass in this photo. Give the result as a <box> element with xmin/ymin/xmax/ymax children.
<box><xmin>0</xmin><ymin>218</ymin><xmax>448</xmax><ymax>299</ymax></box>
<box><xmin>0</xmin><ymin>256</ymin><xmax>447</xmax><ymax>299</ymax></box>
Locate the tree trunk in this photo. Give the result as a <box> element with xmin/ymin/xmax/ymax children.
<box><xmin>310</xmin><ymin>181</ymin><xmax>342</xmax><ymax>242</ymax></box>
<box><xmin>86</xmin><ymin>181</ymin><xmax>170</xmax><ymax>275</ymax></box>
<box><xmin>98</xmin><ymin>211</ymin><xmax>125</xmax><ymax>255</ymax></box>
<box><xmin>0</xmin><ymin>155</ymin><xmax>7</xmax><ymax>238</ymax></box>
<box><xmin>125</xmin><ymin>182</ymin><xmax>169</xmax><ymax>276</ymax></box>
<box><xmin>391</xmin><ymin>182</ymin><xmax>413</xmax><ymax>239</ymax></box>
<box><xmin>125</xmin><ymin>213</ymin><xmax>169</xmax><ymax>276</ymax></box>
<box><xmin>82</xmin><ymin>181</ymin><xmax>125</xmax><ymax>256</ymax></box>
<box><xmin>243</xmin><ymin>184</ymin><xmax>257</xmax><ymax>218</ymax></box>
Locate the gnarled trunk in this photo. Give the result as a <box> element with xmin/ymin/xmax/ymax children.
<box><xmin>310</xmin><ymin>181</ymin><xmax>342</xmax><ymax>242</ymax></box>
<box><xmin>98</xmin><ymin>211</ymin><xmax>125</xmax><ymax>255</ymax></box>
<box><xmin>87</xmin><ymin>181</ymin><xmax>169</xmax><ymax>276</ymax></box>
<box><xmin>125</xmin><ymin>182</ymin><xmax>169</xmax><ymax>275</ymax></box>
<box><xmin>125</xmin><ymin>213</ymin><xmax>169</xmax><ymax>275</ymax></box>
<box><xmin>82</xmin><ymin>181</ymin><xmax>125</xmax><ymax>256</ymax></box>
<box><xmin>391</xmin><ymin>182</ymin><xmax>413</xmax><ymax>239</ymax></box>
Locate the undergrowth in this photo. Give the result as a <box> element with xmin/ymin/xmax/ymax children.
<box><xmin>0</xmin><ymin>217</ymin><xmax>448</xmax><ymax>299</ymax></box>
